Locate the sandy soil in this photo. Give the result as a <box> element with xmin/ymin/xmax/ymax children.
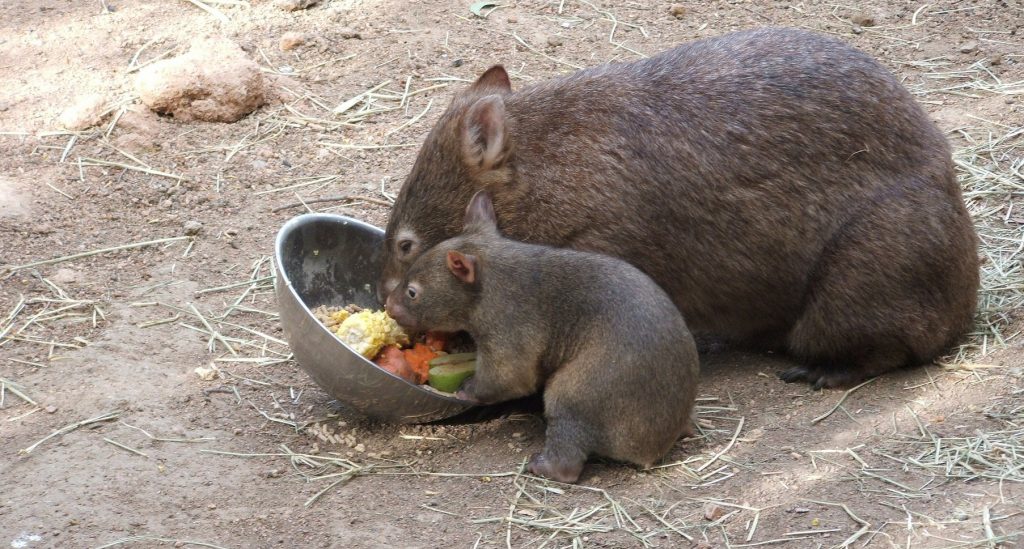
<box><xmin>1</xmin><ymin>1</ymin><xmax>1023</xmax><ymax>548</ymax></box>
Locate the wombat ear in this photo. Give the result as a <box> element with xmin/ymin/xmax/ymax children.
<box><xmin>470</xmin><ymin>66</ymin><xmax>512</xmax><ymax>94</ymax></box>
<box><xmin>446</xmin><ymin>251</ymin><xmax>478</xmax><ymax>285</ymax></box>
<box><xmin>464</xmin><ymin>191</ymin><xmax>498</xmax><ymax>231</ymax></box>
<box><xmin>462</xmin><ymin>95</ymin><xmax>508</xmax><ymax>172</ymax></box>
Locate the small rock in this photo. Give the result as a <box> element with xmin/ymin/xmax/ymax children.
<box><xmin>275</xmin><ymin>0</ymin><xmax>318</xmax><ymax>11</ymax></box>
<box><xmin>851</xmin><ymin>25</ymin><xmax>864</xmax><ymax>34</ymax></box>
<box><xmin>547</xmin><ymin>35</ymin><xmax>563</xmax><ymax>47</ymax></box>
<box><xmin>959</xmin><ymin>41</ymin><xmax>979</xmax><ymax>54</ymax></box>
<box><xmin>704</xmin><ymin>503</ymin><xmax>728</xmax><ymax>521</ymax></box>
<box><xmin>506</xmin><ymin>15</ymin><xmax>517</xmax><ymax>23</ymax></box>
<box><xmin>251</xmin><ymin>159</ymin><xmax>268</xmax><ymax>170</ymax></box>
<box><xmin>452</xmin><ymin>58</ymin><xmax>464</xmax><ymax>67</ymax></box>
<box><xmin>339</xmin><ymin>28</ymin><xmax>362</xmax><ymax>40</ymax></box>
<box><xmin>59</xmin><ymin>93</ymin><xmax>108</xmax><ymax>131</ymax></box>
<box><xmin>354</xmin><ymin>443</ymin><xmax>365</xmax><ymax>452</ymax></box>
<box><xmin>741</xmin><ymin>427</ymin><xmax>764</xmax><ymax>442</ymax></box>
<box><xmin>194</xmin><ymin>365</ymin><xmax>219</xmax><ymax>380</ymax></box>
<box><xmin>45</xmin><ymin>405</ymin><xmax>58</xmax><ymax>414</ymax></box>
<box><xmin>792</xmin><ymin>507</ymin><xmax>811</xmax><ymax>514</ymax></box>
<box><xmin>136</xmin><ymin>36</ymin><xmax>266</xmax><ymax>123</ymax></box>
<box><xmin>51</xmin><ymin>268</ymin><xmax>80</xmax><ymax>284</ymax></box>
<box><xmin>953</xmin><ymin>509</ymin><xmax>970</xmax><ymax>521</ymax></box>
<box><xmin>183</xmin><ymin>220</ymin><xmax>203</xmax><ymax>236</ymax></box>
<box><xmin>850</xmin><ymin>12</ymin><xmax>875</xmax><ymax>27</ymax></box>
<box><xmin>669</xmin><ymin>4</ymin><xmax>686</xmax><ymax>18</ymax></box>
<box><xmin>991</xmin><ymin>54</ymin><xmax>1003</xmax><ymax>66</ymax></box>
<box><xmin>279</xmin><ymin>32</ymin><xmax>309</xmax><ymax>51</ymax></box>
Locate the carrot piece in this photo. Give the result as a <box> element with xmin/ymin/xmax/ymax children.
<box><xmin>403</xmin><ymin>343</ymin><xmax>440</xmax><ymax>384</ymax></box>
<box><xmin>374</xmin><ymin>345</ymin><xmax>418</xmax><ymax>383</ymax></box>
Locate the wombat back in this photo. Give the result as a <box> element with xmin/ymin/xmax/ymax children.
<box><xmin>381</xmin><ymin>27</ymin><xmax>979</xmax><ymax>389</ymax></box>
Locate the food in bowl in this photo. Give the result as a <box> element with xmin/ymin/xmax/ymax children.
<box><xmin>312</xmin><ymin>305</ymin><xmax>476</xmax><ymax>393</ymax></box>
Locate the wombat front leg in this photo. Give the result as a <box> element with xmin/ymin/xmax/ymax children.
<box><xmin>456</xmin><ymin>347</ymin><xmax>541</xmax><ymax>404</ymax></box>
<box><xmin>454</xmin><ymin>354</ymin><xmax>509</xmax><ymax>404</ymax></box>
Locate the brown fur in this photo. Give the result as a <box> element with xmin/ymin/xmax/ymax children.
<box><xmin>386</xmin><ymin>192</ymin><xmax>699</xmax><ymax>483</ymax></box>
<box><xmin>379</xmin><ymin>27</ymin><xmax>980</xmax><ymax>389</ymax></box>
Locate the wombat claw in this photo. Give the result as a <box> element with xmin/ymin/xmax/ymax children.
<box><xmin>779</xmin><ymin>366</ymin><xmax>864</xmax><ymax>390</ymax></box>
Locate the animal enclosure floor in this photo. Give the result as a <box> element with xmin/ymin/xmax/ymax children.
<box><xmin>1</xmin><ymin>1</ymin><xmax>1022</xmax><ymax>547</ymax></box>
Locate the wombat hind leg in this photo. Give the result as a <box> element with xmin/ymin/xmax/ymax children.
<box><xmin>785</xmin><ymin>189</ymin><xmax>976</xmax><ymax>388</ymax></box>
<box><xmin>529</xmin><ymin>418</ymin><xmax>591</xmax><ymax>483</ymax></box>
<box><xmin>778</xmin><ymin>364</ymin><xmax>864</xmax><ymax>389</ymax></box>
<box><xmin>779</xmin><ymin>347</ymin><xmax>907</xmax><ymax>389</ymax></box>
<box><xmin>528</xmin><ymin>451</ymin><xmax>585</xmax><ymax>484</ymax></box>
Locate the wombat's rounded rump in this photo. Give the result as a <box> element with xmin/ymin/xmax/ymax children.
<box><xmin>380</xmin><ymin>27</ymin><xmax>979</xmax><ymax>389</ymax></box>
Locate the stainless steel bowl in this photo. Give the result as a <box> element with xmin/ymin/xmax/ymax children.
<box><xmin>274</xmin><ymin>213</ymin><xmax>475</xmax><ymax>423</ymax></box>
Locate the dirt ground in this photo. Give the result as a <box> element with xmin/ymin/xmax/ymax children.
<box><xmin>2</xmin><ymin>1</ymin><xmax>1023</xmax><ymax>548</ymax></box>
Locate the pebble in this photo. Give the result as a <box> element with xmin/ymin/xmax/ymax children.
<box><xmin>51</xmin><ymin>268</ymin><xmax>80</xmax><ymax>285</ymax></box>
<box><xmin>279</xmin><ymin>32</ymin><xmax>309</xmax><ymax>51</ymax></box>
<box><xmin>506</xmin><ymin>15</ymin><xmax>517</xmax><ymax>23</ymax></box>
<box><xmin>59</xmin><ymin>93</ymin><xmax>108</xmax><ymax>131</ymax></box>
<box><xmin>275</xmin><ymin>0</ymin><xmax>318</xmax><ymax>11</ymax></box>
<box><xmin>45</xmin><ymin>405</ymin><xmax>58</xmax><ymax>414</ymax></box>
<box><xmin>339</xmin><ymin>28</ymin><xmax>362</xmax><ymax>40</ymax></box>
<box><xmin>354</xmin><ymin>443</ymin><xmax>365</xmax><ymax>452</ymax></box>
<box><xmin>703</xmin><ymin>503</ymin><xmax>727</xmax><ymax>521</ymax></box>
<box><xmin>851</xmin><ymin>25</ymin><xmax>864</xmax><ymax>34</ymax></box>
<box><xmin>546</xmin><ymin>35</ymin><xmax>563</xmax><ymax>47</ymax></box>
<box><xmin>959</xmin><ymin>41</ymin><xmax>979</xmax><ymax>54</ymax></box>
<box><xmin>669</xmin><ymin>4</ymin><xmax>686</xmax><ymax>19</ymax></box>
<box><xmin>850</xmin><ymin>12</ymin><xmax>875</xmax><ymax>27</ymax></box>
<box><xmin>183</xmin><ymin>220</ymin><xmax>203</xmax><ymax>236</ymax></box>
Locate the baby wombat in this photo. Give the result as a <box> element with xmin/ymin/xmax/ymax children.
<box><xmin>385</xmin><ymin>191</ymin><xmax>699</xmax><ymax>483</ymax></box>
<box><xmin>378</xmin><ymin>27</ymin><xmax>979</xmax><ymax>389</ymax></box>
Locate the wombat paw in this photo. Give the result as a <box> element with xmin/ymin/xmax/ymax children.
<box><xmin>528</xmin><ymin>453</ymin><xmax>584</xmax><ymax>484</ymax></box>
<box><xmin>778</xmin><ymin>366</ymin><xmax>864</xmax><ymax>389</ymax></box>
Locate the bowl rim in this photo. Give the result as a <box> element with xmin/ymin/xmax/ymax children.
<box><xmin>274</xmin><ymin>212</ymin><xmax>474</xmax><ymax>405</ymax></box>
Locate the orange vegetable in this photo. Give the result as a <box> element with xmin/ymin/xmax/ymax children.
<box><xmin>424</xmin><ymin>331</ymin><xmax>450</xmax><ymax>353</ymax></box>
<box><xmin>403</xmin><ymin>343</ymin><xmax>440</xmax><ymax>384</ymax></box>
<box><xmin>374</xmin><ymin>345</ymin><xmax>418</xmax><ymax>383</ymax></box>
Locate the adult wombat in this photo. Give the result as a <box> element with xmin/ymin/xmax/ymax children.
<box><xmin>386</xmin><ymin>192</ymin><xmax>699</xmax><ymax>483</ymax></box>
<box><xmin>379</xmin><ymin>27</ymin><xmax>979</xmax><ymax>389</ymax></box>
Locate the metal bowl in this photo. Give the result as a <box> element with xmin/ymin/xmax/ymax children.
<box><xmin>274</xmin><ymin>213</ymin><xmax>475</xmax><ymax>423</ymax></box>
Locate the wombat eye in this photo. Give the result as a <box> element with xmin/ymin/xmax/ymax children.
<box><xmin>407</xmin><ymin>287</ymin><xmax>418</xmax><ymax>299</ymax></box>
<box><xmin>398</xmin><ymin>240</ymin><xmax>413</xmax><ymax>255</ymax></box>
